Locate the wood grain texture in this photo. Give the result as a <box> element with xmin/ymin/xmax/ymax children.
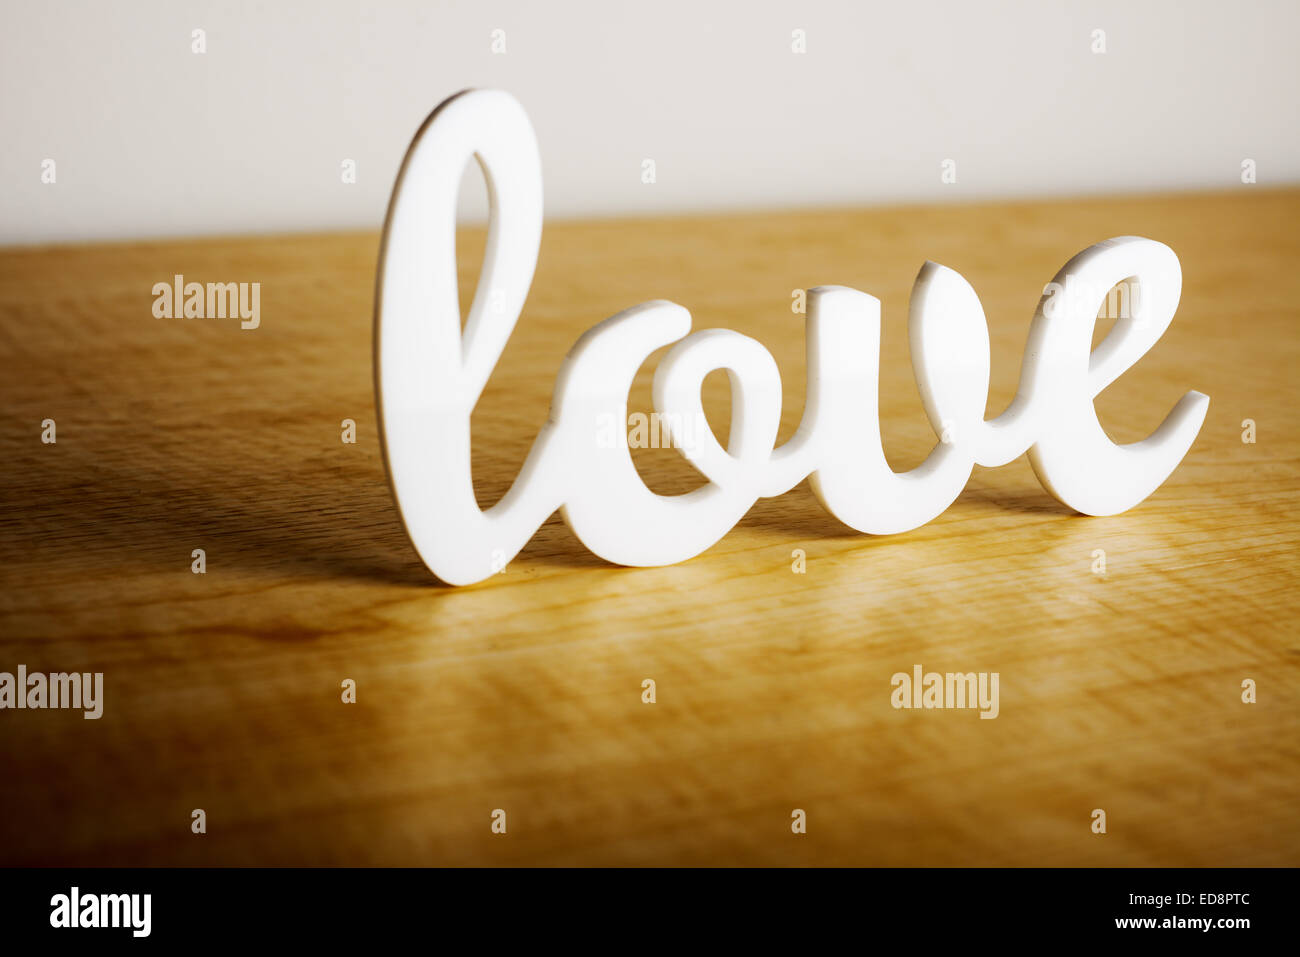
<box><xmin>1</xmin><ymin>189</ymin><xmax>1297</xmax><ymax>866</ymax></box>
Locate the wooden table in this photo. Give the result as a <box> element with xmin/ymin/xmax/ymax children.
<box><xmin>1</xmin><ymin>190</ymin><xmax>1297</xmax><ymax>866</ymax></box>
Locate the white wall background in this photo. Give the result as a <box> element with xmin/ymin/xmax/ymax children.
<box><xmin>2</xmin><ymin>0</ymin><xmax>1297</xmax><ymax>245</ymax></box>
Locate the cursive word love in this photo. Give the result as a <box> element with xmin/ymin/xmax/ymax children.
<box><xmin>374</xmin><ymin>90</ymin><xmax>1208</xmax><ymax>586</ymax></box>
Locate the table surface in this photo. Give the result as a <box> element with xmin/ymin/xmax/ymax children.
<box><xmin>1</xmin><ymin>189</ymin><xmax>1297</xmax><ymax>866</ymax></box>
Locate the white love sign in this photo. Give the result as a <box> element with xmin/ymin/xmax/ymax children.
<box><xmin>375</xmin><ymin>89</ymin><xmax>1209</xmax><ymax>586</ymax></box>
